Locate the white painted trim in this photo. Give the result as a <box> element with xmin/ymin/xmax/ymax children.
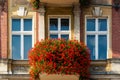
<box><xmin>48</xmin><ymin>15</ymin><xmax>71</xmax><ymax>40</ymax></box>
<box><xmin>21</xmin><ymin>35</ymin><xmax>24</xmax><ymax>59</ymax></box>
<box><xmin>107</xmin><ymin>16</ymin><xmax>110</xmax><ymax>59</ymax></box>
<box><xmin>96</xmin><ymin>34</ymin><xmax>98</xmax><ymax>60</ymax></box>
<box><xmin>11</xmin><ymin>18</ymin><xmax>34</xmax><ymax>60</ymax></box>
<box><xmin>96</xmin><ymin>19</ymin><xmax>98</xmax><ymax>60</ymax></box>
<box><xmin>85</xmin><ymin>15</ymin><xmax>109</xmax><ymax>60</ymax></box>
<box><xmin>32</xmin><ymin>16</ymin><xmax>35</xmax><ymax>47</ymax></box>
<box><xmin>10</xmin><ymin>18</ymin><xmax>12</xmax><ymax>59</ymax></box>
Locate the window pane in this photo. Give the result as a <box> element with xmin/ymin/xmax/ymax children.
<box><xmin>12</xmin><ymin>19</ymin><xmax>21</xmax><ymax>31</ymax></box>
<box><xmin>61</xmin><ymin>19</ymin><xmax>69</xmax><ymax>30</ymax></box>
<box><xmin>87</xmin><ymin>35</ymin><xmax>95</xmax><ymax>60</ymax></box>
<box><xmin>50</xmin><ymin>34</ymin><xmax>58</xmax><ymax>39</ymax></box>
<box><xmin>24</xmin><ymin>19</ymin><xmax>32</xmax><ymax>31</ymax></box>
<box><xmin>87</xmin><ymin>19</ymin><xmax>95</xmax><ymax>31</ymax></box>
<box><xmin>61</xmin><ymin>34</ymin><xmax>69</xmax><ymax>40</ymax></box>
<box><xmin>98</xmin><ymin>19</ymin><xmax>107</xmax><ymax>31</ymax></box>
<box><xmin>50</xmin><ymin>19</ymin><xmax>58</xmax><ymax>31</ymax></box>
<box><xmin>24</xmin><ymin>35</ymin><xmax>32</xmax><ymax>59</ymax></box>
<box><xmin>12</xmin><ymin>35</ymin><xmax>21</xmax><ymax>59</ymax></box>
<box><xmin>98</xmin><ymin>35</ymin><xmax>107</xmax><ymax>60</ymax></box>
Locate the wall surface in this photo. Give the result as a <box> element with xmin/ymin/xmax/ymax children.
<box><xmin>0</xmin><ymin>0</ymin><xmax>8</xmax><ymax>59</ymax></box>
<box><xmin>112</xmin><ymin>7</ymin><xmax>120</xmax><ymax>58</ymax></box>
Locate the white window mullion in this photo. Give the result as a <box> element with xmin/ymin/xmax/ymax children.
<box><xmin>12</xmin><ymin>18</ymin><xmax>33</xmax><ymax>60</ymax></box>
<box><xmin>21</xmin><ymin>19</ymin><xmax>24</xmax><ymax>31</ymax></box>
<box><xmin>21</xmin><ymin>19</ymin><xmax>24</xmax><ymax>60</ymax></box>
<box><xmin>96</xmin><ymin>35</ymin><xmax>98</xmax><ymax>60</ymax></box>
<box><xmin>21</xmin><ymin>35</ymin><xmax>24</xmax><ymax>60</ymax></box>
<box><xmin>86</xmin><ymin>17</ymin><xmax>108</xmax><ymax>60</ymax></box>
<box><xmin>58</xmin><ymin>18</ymin><xmax>61</xmax><ymax>38</ymax></box>
<box><xmin>96</xmin><ymin>18</ymin><xmax>98</xmax><ymax>31</ymax></box>
<box><xmin>96</xmin><ymin>19</ymin><xmax>98</xmax><ymax>60</ymax></box>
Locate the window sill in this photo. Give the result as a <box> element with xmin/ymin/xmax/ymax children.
<box><xmin>91</xmin><ymin>60</ymin><xmax>107</xmax><ymax>65</ymax></box>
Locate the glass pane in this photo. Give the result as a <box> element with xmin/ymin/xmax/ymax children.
<box><xmin>61</xmin><ymin>34</ymin><xmax>69</xmax><ymax>40</ymax></box>
<box><xmin>98</xmin><ymin>19</ymin><xmax>107</xmax><ymax>31</ymax></box>
<box><xmin>87</xmin><ymin>19</ymin><xmax>95</xmax><ymax>31</ymax></box>
<box><xmin>50</xmin><ymin>34</ymin><xmax>58</xmax><ymax>39</ymax></box>
<box><xmin>24</xmin><ymin>19</ymin><xmax>32</xmax><ymax>31</ymax></box>
<box><xmin>61</xmin><ymin>19</ymin><xmax>69</xmax><ymax>30</ymax></box>
<box><xmin>12</xmin><ymin>35</ymin><xmax>21</xmax><ymax>59</ymax></box>
<box><xmin>12</xmin><ymin>19</ymin><xmax>21</xmax><ymax>31</ymax></box>
<box><xmin>87</xmin><ymin>35</ymin><xmax>95</xmax><ymax>60</ymax></box>
<box><xmin>24</xmin><ymin>35</ymin><xmax>32</xmax><ymax>59</ymax></box>
<box><xmin>98</xmin><ymin>35</ymin><xmax>107</xmax><ymax>60</ymax></box>
<box><xmin>50</xmin><ymin>19</ymin><xmax>58</xmax><ymax>31</ymax></box>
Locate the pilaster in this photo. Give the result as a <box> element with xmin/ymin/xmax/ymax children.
<box><xmin>0</xmin><ymin>0</ymin><xmax>8</xmax><ymax>59</ymax></box>
<box><xmin>109</xmin><ymin>59</ymin><xmax>120</xmax><ymax>74</ymax></box>
<box><xmin>38</xmin><ymin>5</ymin><xmax>46</xmax><ymax>41</ymax></box>
<box><xmin>73</xmin><ymin>4</ymin><xmax>80</xmax><ymax>41</ymax></box>
<box><xmin>0</xmin><ymin>59</ymin><xmax>8</xmax><ymax>74</ymax></box>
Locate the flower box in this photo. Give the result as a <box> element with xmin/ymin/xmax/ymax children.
<box><xmin>39</xmin><ymin>73</ymin><xmax>79</xmax><ymax>80</ymax></box>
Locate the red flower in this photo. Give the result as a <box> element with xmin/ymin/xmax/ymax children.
<box><xmin>28</xmin><ymin>39</ymin><xmax>91</xmax><ymax>80</ymax></box>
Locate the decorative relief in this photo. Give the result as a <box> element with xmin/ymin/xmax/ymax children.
<box><xmin>90</xmin><ymin>60</ymin><xmax>108</xmax><ymax>74</ymax></box>
<box><xmin>38</xmin><ymin>7</ymin><xmax>46</xmax><ymax>16</ymax></box>
<box><xmin>11</xmin><ymin>0</ymin><xmax>32</xmax><ymax>11</ymax></box>
<box><xmin>12</xmin><ymin>0</ymin><xmax>30</xmax><ymax>7</ymax></box>
<box><xmin>90</xmin><ymin>65</ymin><xmax>107</xmax><ymax>74</ymax></box>
<box><xmin>12</xmin><ymin>60</ymin><xmax>29</xmax><ymax>74</ymax></box>
<box><xmin>92</xmin><ymin>7</ymin><xmax>102</xmax><ymax>17</ymax></box>
<box><xmin>12</xmin><ymin>65</ymin><xmax>29</xmax><ymax>74</ymax></box>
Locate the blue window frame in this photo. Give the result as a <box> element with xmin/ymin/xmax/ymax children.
<box><xmin>86</xmin><ymin>18</ymin><xmax>108</xmax><ymax>60</ymax></box>
<box><xmin>12</xmin><ymin>19</ymin><xmax>33</xmax><ymax>60</ymax></box>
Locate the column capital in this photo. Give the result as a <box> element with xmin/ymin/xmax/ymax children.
<box><xmin>73</xmin><ymin>4</ymin><xmax>80</xmax><ymax>13</ymax></box>
<box><xmin>38</xmin><ymin>5</ymin><xmax>46</xmax><ymax>16</ymax></box>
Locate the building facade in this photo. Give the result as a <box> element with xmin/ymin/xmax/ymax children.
<box><xmin>0</xmin><ymin>0</ymin><xmax>120</xmax><ymax>80</ymax></box>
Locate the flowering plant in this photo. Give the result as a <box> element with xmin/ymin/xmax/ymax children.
<box><xmin>30</xmin><ymin>0</ymin><xmax>40</xmax><ymax>9</ymax></box>
<box><xmin>28</xmin><ymin>39</ymin><xmax>91</xmax><ymax>80</ymax></box>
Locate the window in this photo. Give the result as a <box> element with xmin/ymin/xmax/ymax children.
<box><xmin>86</xmin><ymin>18</ymin><xmax>108</xmax><ymax>60</ymax></box>
<box><xmin>12</xmin><ymin>19</ymin><xmax>33</xmax><ymax>60</ymax></box>
<box><xmin>49</xmin><ymin>17</ymin><xmax>71</xmax><ymax>40</ymax></box>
